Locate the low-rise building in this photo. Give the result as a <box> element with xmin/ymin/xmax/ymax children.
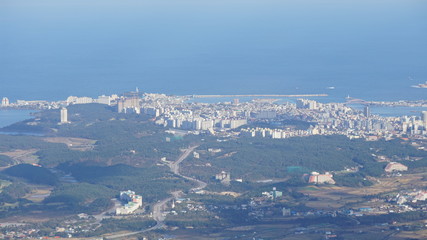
<box><xmin>215</xmin><ymin>171</ymin><xmax>231</xmax><ymax>185</ymax></box>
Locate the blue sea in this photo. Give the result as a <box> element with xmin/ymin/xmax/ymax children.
<box><xmin>0</xmin><ymin>110</ymin><xmax>34</xmax><ymax>129</ymax></box>
<box><xmin>0</xmin><ymin>0</ymin><xmax>426</xmax><ymax>102</ymax></box>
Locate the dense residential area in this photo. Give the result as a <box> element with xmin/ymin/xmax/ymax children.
<box><xmin>2</xmin><ymin>93</ymin><xmax>427</xmax><ymax>140</ymax></box>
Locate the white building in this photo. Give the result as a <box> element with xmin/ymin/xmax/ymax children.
<box><xmin>97</xmin><ymin>95</ymin><xmax>111</xmax><ymax>105</ymax></box>
<box><xmin>296</xmin><ymin>99</ymin><xmax>318</xmax><ymax>110</ymax></box>
<box><xmin>117</xmin><ymin>96</ymin><xmax>140</xmax><ymax>114</ymax></box>
<box><xmin>422</xmin><ymin>111</ymin><xmax>427</xmax><ymax>128</ymax></box>
<box><xmin>60</xmin><ymin>107</ymin><xmax>68</xmax><ymax>124</ymax></box>
<box><xmin>66</xmin><ymin>96</ymin><xmax>94</xmax><ymax>105</ymax></box>
<box><xmin>1</xmin><ymin>97</ymin><xmax>9</xmax><ymax>106</ymax></box>
<box><xmin>116</xmin><ymin>190</ymin><xmax>143</xmax><ymax>215</ymax></box>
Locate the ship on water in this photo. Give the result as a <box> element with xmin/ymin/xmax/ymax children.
<box><xmin>411</xmin><ymin>81</ymin><xmax>427</xmax><ymax>88</ymax></box>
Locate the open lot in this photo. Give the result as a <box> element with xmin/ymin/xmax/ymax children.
<box><xmin>394</xmin><ymin>228</ymin><xmax>427</xmax><ymax>240</ymax></box>
<box><xmin>0</xmin><ymin>149</ymin><xmax>39</xmax><ymax>166</ymax></box>
<box><xmin>300</xmin><ymin>172</ymin><xmax>427</xmax><ymax>210</ymax></box>
<box><xmin>25</xmin><ymin>186</ymin><xmax>53</xmax><ymax>203</ymax></box>
<box><xmin>158</xmin><ymin>222</ymin><xmax>403</xmax><ymax>240</ymax></box>
<box><xmin>43</xmin><ymin>137</ymin><xmax>97</xmax><ymax>151</ymax></box>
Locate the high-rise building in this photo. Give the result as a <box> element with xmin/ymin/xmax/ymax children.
<box><xmin>117</xmin><ymin>91</ymin><xmax>141</xmax><ymax>113</ymax></box>
<box><xmin>296</xmin><ymin>98</ymin><xmax>318</xmax><ymax>110</ymax></box>
<box><xmin>422</xmin><ymin>111</ymin><xmax>427</xmax><ymax>127</ymax></box>
<box><xmin>66</xmin><ymin>96</ymin><xmax>93</xmax><ymax>105</ymax></box>
<box><xmin>256</xmin><ymin>111</ymin><xmax>277</xmax><ymax>119</ymax></box>
<box><xmin>60</xmin><ymin>107</ymin><xmax>68</xmax><ymax>123</ymax></box>
<box><xmin>364</xmin><ymin>105</ymin><xmax>371</xmax><ymax>118</ymax></box>
<box><xmin>1</xmin><ymin>97</ymin><xmax>9</xmax><ymax>106</ymax></box>
<box><xmin>97</xmin><ymin>95</ymin><xmax>111</xmax><ymax>105</ymax></box>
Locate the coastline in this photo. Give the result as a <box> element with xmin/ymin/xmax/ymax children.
<box><xmin>0</xmin><ymin>109</ymin><xmax>35</xmax><ymax>129</ymax></box>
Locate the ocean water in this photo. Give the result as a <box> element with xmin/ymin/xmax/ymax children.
<box><xmin>0</xmin><ymin>0</ymin><xmax>426</xmax><ymax>102</ymax></box>
<box><xmin>0</xmin><ymin>110</ymin><xmax>34</xmax><ymax>128</ymax></box>
<box><xmin>349</xmin><ymin>105</ymin><xmax>426</xmax><ymax>117</ymax></box>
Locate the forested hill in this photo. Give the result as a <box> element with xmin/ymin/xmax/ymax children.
<box><xmin>182</xmin><ymin>135</ymin><xmax>427</xmax><ymax>181</ymax></box>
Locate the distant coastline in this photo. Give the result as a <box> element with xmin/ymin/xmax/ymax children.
<box><xmin>192</xmin><ymin>94</ymin><xmax>328</xmax><ymax>98</ymax></box>
<box><xmin>0</xmin><ymin>109</ymin><xmax>35</xmax><ymax>129</ymax></box>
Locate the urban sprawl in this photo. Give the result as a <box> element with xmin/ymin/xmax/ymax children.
<box><xmin>1</xmin><ymin>91</ymin><xmax>427</xmax><ymax>239</ymax></box>
<box><xmin>2</xmin><ymin>91</ymin><xmax>426</xmax><ymax>140</ymax></box>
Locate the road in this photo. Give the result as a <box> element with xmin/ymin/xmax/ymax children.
<box><xmin>150</xmin><ymin>190</ymin><xmax>181</xmax><ymax>229</ymax></box>
<box><xmin>105</xmin><ymin>145</ymin><xmax>205</xmax><ymax>240</ymax></box>
<box><xmin>150</xmin><ymin>145</ymin><xmax>202</xmax><ymax>225</ymax></box>
<box><xmin>169</xmin><ymin>145</ymin><xmax>198</xmax><ymax>175</ymax></box>
<box><xmin>93</xmin><ymin>198</ymin><xmax>121</xmax><ymax>223</ymax></box>
<box><xmin>169</xmin><ymin>145</ymin><xmax>207</xmax><ymax>192</ymax></box>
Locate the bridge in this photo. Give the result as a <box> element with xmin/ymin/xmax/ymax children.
<box><xmin>345</xmin><ymin>97</ymin><xmax>369</xmax><ymax>105</ymax></box>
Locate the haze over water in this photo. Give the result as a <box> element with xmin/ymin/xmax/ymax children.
<box><xmin>1</xmin><ymin>0</ymin><xmax>426</xmax><ymax>102</ymax></box>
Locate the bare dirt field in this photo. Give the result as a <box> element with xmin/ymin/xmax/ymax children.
<box><xmin>43</xmin><ymin>137</ymin><xmax>97</xmax><ymax>151</ymax></box>
<box><xmin>300</xmin><ymin>173</ymin><xmax>427</xmax><ymax>210</ymax></box>
<box><xmin>25</xmin><ymin>186</ymin><xmax>53</xmax><ymax>203</ymax></box>
<box><xmin>394</xmin><ymin>228</ymin><xmax>427</xmax><ymax>240</ymax></box>
<box><xmin>0</xmin><ymin>149</ymin><xmax>39</xmax><ymax>166</ymax></box>
<box><xmin>0</xmin><ymin>209</ymin><xmax>73</xmax><ymax>225</ymax></box>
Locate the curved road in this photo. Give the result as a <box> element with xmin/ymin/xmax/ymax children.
<box><xmin>105</xmin><ymin>145</ymin><xmax>205</xmax><ymax>240</ymax></box>
<box><xmin>169</xmin><ymin>145</ymin><xmax>207</xmax><ymax>191</ymax></box>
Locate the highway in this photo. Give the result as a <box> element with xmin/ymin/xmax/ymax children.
<box><xmin>169</xmin><ymin>145</ymin><xmax>207</xmax><ymax>192</ymax></box>
<box><xmin>104</xmin><ymin>145</ymin><xmax>204</xmax><ymax>240</ymax></box>
<box><xmin>169</xmin><ymin>145</ymin><xmax>199</xmax><ymax>175</ymax></box>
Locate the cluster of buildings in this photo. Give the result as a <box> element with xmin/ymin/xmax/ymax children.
<box><xmin>2</xmin><ymin>90</ymin><xmax>426</xmax><ymax>140</ymax></box>
<box><xmin>239</xmin><ymin>101</ymin><xmax>427</xmax><ymax>140</ymax></box>
<box><xmin>117</xmin><ymin>91</ymin><xmax>142</xmax><ymax>114</ymax></box>
<box><xmin>163</xmin><ymin>197</ymin><xmax>209</xmax><ymax>221</ymax></box>
<box><xmin>261</xmin><ymin>187</ymin><xmax>283</xmax><ymax>201</ymax></box>
<box><xmin>241</xmin><ymin>126</ymin><xmax>321</xmax><ymax>139</ymax></box>
<box><xmin>296</xmin><ymin>102</ymin><xmax>427</xmax><ymax>139</ymax></box>
<box><xmin>393</xmin><ymin>190</ymin><xmax>427</xmax><ymax>205</ymax></box>
<box><xmin>215</xmin><ymin>171</ymin><xmax>231</xmax><ymax>186</ymax></box>
<box><xmin>117</xmin><ymin>93</ymin><xmax>281</xmax><ymax>132</ymax></box>
<box><xmin>300</xmin><ymin>163</ymin><xmax>407</xmax><ymax>186</ymax></box>
<box><xmin>402</xmin><ymin>111</ymin><xmax>427</xmax><ymax>135</ymax></box>
<box><xmin>116</xmin><ymin>190</ymin><xmax>143</xmax><ymax>215</ymax></box>
<box><xmin>0</xmin><ymin>228</ymin><xmax>39</xmax><ymax>239</ymax></box>
<box><xmin>113</xmin><ymin>92</ymin><xmax>427</xmax><ymax>140</ymax></box>
<box><xmin>0</xmin><ymin>93</ymin><xmax>119</xmax><ymax>110</ymax></box>
<box><xmin>0</xmin><ymin>214</ymin><xmax>100</xmax><ymax>239</ymax></box>
<box><xmin>3</xmin><ymin>99</ymin><xmax>55</xmax><ymax>109</ymax></box>
<box><xmin>66</xmin><ymin>94</ymin><xmax>117</xmax><ymax>105</ymax></box>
